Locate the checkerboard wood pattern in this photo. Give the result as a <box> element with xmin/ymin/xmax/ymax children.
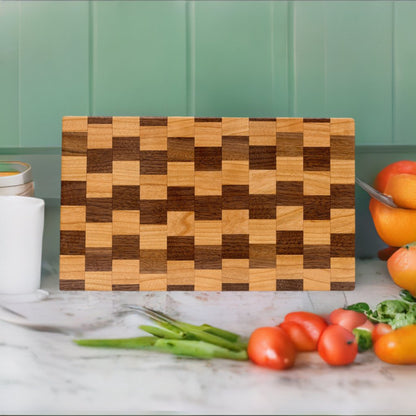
<box><xmin>60</xmin><ymin>116</ymin><xmax>355</xmax><ymax>291</ymax></box>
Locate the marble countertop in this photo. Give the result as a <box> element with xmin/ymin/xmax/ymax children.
<box><xmin>0</xmin><ymin>259</ymin><xmax>413</xmax><ymax>415</ymax></box>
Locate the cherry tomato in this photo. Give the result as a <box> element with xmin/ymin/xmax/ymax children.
<box><xmin>318</xmin><ymin>325</ymin><xmax>358</xmax><ymax>366</ymax></box>
<box><xmin>355</xmin><ymin>319</ymin><xmax>375</xmax><ymax>333</ymax></box>
<box><xmin>280</xmin><ymin>311</ymin><xmax>328</xmax><ymax>351</ymax></box>
<box><xmin>247</xmin><ymin>327</ymin><xmax>296</xmax><ymax>370</ymax></box>
<box><xmin>372</xmin><ymin>323</ymin><xmax>393</xmax><ymax>344</ymax></box>
<box><xmin>329</xmin><ymin>308</ymin><xmax>367</xmax><ymax>332</ymax></box>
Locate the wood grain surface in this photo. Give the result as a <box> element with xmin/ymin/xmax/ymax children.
<box><xmin>60</xmin><ymin>117</ymin><xmax>355</xmax><ymax>291</ymax></box>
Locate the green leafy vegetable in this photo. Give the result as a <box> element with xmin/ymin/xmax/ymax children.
<box><xmin>347</xmin><ymin>291</ymin><xmax>416</xmax><ymax>330</ymax></box>
<box><xmin>352</xmin><ymin>328</ymin><xmax>372</xmax><ymax>352</ymax></box>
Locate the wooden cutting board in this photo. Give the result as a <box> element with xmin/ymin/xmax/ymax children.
<box><xmin>59</xmin><ymin>116</ymin><xmax>355</xmax><ymax>291</ymax></box>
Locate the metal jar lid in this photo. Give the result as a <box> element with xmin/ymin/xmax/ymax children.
<box><xmin>0</xmin><ymin>161</ymin><xmax>33</xmax><ymax>187</ymax></box>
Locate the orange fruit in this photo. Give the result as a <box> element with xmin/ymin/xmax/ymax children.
<box><xmin>369</xmin><ymin>199</ymin><xmax>416</xmax><ymax>247</ymax></box>
<box><xmin>375</xmin><ymin>160</ymin><xmax>416</xmax><ymax>192</ymax></box>
<box><xmin>384</xmin><ymin>173</ymin><xmax>416</xmax><ymax>210</ymax></box>
<box><xmin>387</xmin><ymin>243</ymin><xmax>416</xmax><ymax>296</ymax></box>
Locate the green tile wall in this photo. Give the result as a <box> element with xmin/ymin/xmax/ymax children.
<box><xmin>1</xmin><ymin>0</ymin><xmax>416</xmax><ymax>147</ymax></box>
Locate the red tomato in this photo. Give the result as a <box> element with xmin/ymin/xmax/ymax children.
<box><xmin>374</xmin><ymin>160</ymin><xmax>416</xmax><ymax>192</ymax></box>
<box><xmin>318</xmin><ymin>325</ymin><xmax>358</xmax><ymax>366</ymax></box>
<box><xmin>280</xmin><ymin>311</ymin><xmax>328</xmax><ymax>351</ymax></box>
<box><xmin>329</xmin><ymin>308</ymin><xmax>367</xmax><ymax>332</ymax></box>
<box><xmin>355</xmin><ymin>319</ymin><xmax>375</xmax><ymax>333</ymax></box>
<box><xmin>247</xmin><ymin>327</ymin><xmax>296</xmax><ymax>370</ymax></box>
<box><xmin>372</xmin><ymin>323</ymin><xmax>393</xmax><ymax>344</ymax></box>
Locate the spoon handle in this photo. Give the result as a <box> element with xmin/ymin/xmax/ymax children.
<box><xmin>355</xmin><ymin>177</ymin><xmax>398</xmax><ymax>209</ymax></box>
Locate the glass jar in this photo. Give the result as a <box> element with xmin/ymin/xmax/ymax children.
<box><xmin>0</xmin><ymin>161</ymin><xmax>34</xmax><ymax>196</ymax></box>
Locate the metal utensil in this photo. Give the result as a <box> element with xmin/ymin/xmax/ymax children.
<box><xmin>355</xmin><ymin>176</ymin><xmax>399</xmax><ymax>209</ymax></box>
<box><xmin>0</xmin><ymin>304</ymin><xmax>115</xmax><ymax>336</ymax></box>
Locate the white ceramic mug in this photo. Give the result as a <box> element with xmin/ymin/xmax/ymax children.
<box><xmin>0</xmin><ymin>196</ymin><xmax>45</xmax><ymax>294</ymax></box>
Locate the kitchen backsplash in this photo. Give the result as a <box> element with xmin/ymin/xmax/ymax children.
<box><xmin>1</xmin><ymin>1</ymin><xmax>416</xmax><ymax>147</ymax></box>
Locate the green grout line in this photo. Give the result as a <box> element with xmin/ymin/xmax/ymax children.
<box><xmin>186</xmin><ymin>1</ymin><xmax>196</xmax><ymax>117</ymax></box>
<box><xmin>287</xmin><ymin>1</ymin><xmax>295</xmax><ymax>117</ymax></box>
<box><xmin>88</xmin><ymin>1</ymin><xmax>94</xmax><ymax>116</ymax></box>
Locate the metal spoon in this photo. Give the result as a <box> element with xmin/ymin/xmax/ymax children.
<box><xmin>355</xmin><ymin>177</ymin><xmax>399</xmax><ymax>209</ymax></box>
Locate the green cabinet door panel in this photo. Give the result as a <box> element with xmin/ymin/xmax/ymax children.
<box><xmin>19</xmin><ymin>1</ymin><xmax>89</xmax><ymax>147</ymax></box>
<box><xmin>92</xmin><ymin>1</ymin><xmax>187</xmax><ymax>116</ymax></box>
<box><xmin>394</xmin><ymin>2</ymin><xmax>416</xmax><ymax>145</ymax></box>
<box><xmin>0</xmin><ymin>2</ymin><xmax>19</xmax><ymax>147</ymax></box>
<box><xmin>194</xmin><ymin>1</ymin><xmax>288</xmax><ymax>117</ymax></box>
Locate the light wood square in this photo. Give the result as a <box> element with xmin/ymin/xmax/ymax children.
<box><xmin>249</xmin><ymin>136</ymin><xmax>276</xmax><ymax>146</ymax></box>
<box><xmin>195</xmin><ymin>122</ymin><xmax>222</xmax><ymax>146</ymax></box>
<box><xmin>168</xmin><ymin>162</ymin><xmax>194</xmax><ymax>186</ymax></box>
<box><xmin>86</xmin><ymin>173</ymin><xmax>112</xmax><ymax>198</ymax></box>
<box><xmin>140</xmin><ymin>185</ymin><xmax>167</xmax><ymax>200</ymax></box>
<box><xmin>140</xmin><ymin>175</ymin><xmax>167</xmax><ymax>199</ymax></box>
<box><xmin>222</xmin><ymin>259</ymin><xmax>249</xmax><ymax>283</ymax></box>
<box><xmin>276</xmin><ymin>118</ymin><xmax>303</xmax><ymax>133</ymax></box>
<box><xmin>85</xmin><ymin>271</ymin><xmax>112</xmax><ymax>291</ymax></box>
<box><xmin>330</xmin><ymin>160</ymin><xmax>355</xmax><ymax>184</ymax></box>
<box><xmin>194</xmin><ymin>270</ymin><xmax>222</xmax><ymax>291</ymax></box>
<box><xmin>222</xmin><ymin>210</ymin><xmax>249</xmax><ymax>234</ymax></box>
<box><xmin>140</xmin><ymin>224</ymin><xmax>167</xmax><ymax>249</ymax></box>
<box><xmin>222</xmin><ymin>161</ymin><xmax>249</xmax><ymax>185</ymax></box>
<box><xmin>62</xmin><ymin>116</ymin><xmax>87</xmax><ymax>133</ymax></box>
<box><xmin>112</xmin><ymin>117</ymin><xmax>140</xmax><ymax>137</ymax></box>
<box><xmin>303</xmin><ymin>123</ymin><xmax>330</xmax><ymax>147</ymax></box>
<box><xmin>331</xmin><ymin>257</ymin><xmax>355</xmax><ymax>282</ymax></box>
<box><xmin>167</xmin><ymin>261</ymin><xmax>195</xmax><ymax>285</ymax></box>
<box><xmin>303</xmin><ymin>220</ymin><xmax>331</xmax><ymax>245</ymax></box>
<box><xmin>113</xmin><ymin>161</ymin><xmax>140</xmax><ymax>185</ymax></box>
<box><xmin>276</xmin><ymin>157</ymin><xmax>303</xmax><ymax>181</ymax></box>
<box><xmin>168</xmin><ymin>117</ymin><xmax>194</xmax><ymax>137</ymax></box>
<box><xmin>249</xmin><ymin>170</ymin><xmax>276</xmax><ymax>194</ymax></box>
<box><xmin>138</xmin><ymin>274</ymin><xmax>167</xmax><ymax>291</ymax></box>
<box><xmin>249</xmin><ymin>120</ymin><xmax>275</xmax><ymax>136</ymax></box>
<box><xmin>304</xmin><ymin>171</ymin><xmax>330</xmax><ymax>196</ymax></box>
<box><xmin>303</xmin><ymin>269</ymin><xmax>331</xmax><ymax>291</ymax></box>
<box><xmin>195</xmin><ymin>221</ymin><xmax>222</xmax><ymax>245</ymax></box>
<box><xmin>276</xmin><ymin>206</ymin><xmax>303</xmax><ymax>231</ymax></box>
<box><xmin>112</xmin><ymin>260</ymin><xmax>140</xmax><ymax>284</ymax></box>
<box><xmin>330</xmin><ymin>118</ymin><xmax>355</xmax><ymax>136</ymax></box>
<box><xmin>61</xmin><ymin>206</ymin><xmax>86</xmax><ymax>231</ymax></box>
<box><xmin>331</xmin><ymin>209</ymin><xmax>355</xmax><ymax>234</ymax></box>
<box><xmin>276</xmin><ymin>255</ymin><xmax>303</xmax><ymax>279</ymax></box>
<box><xmin>140</xmin><ymin>126</ymin><xmax>167</xmax><ymax>150</ymax></box>
<box><xmin>87</xmin><ymin>124</ymin><xmax>112</xmax><ymax>149</ymax></box>
<box><xmin>222</xmin><ymin>118</ymin><xmax>249</xmax><ymax>136</ymax></box>
<box><xmin>249</xmin><ymin>269</ymin><xmax>276</xmax><ymax>291</ymax></box>
<box><xmin>249</xmin><ymin>219</ymin><xmax>276</xmax><ymax>244</ymax></box>
<box><xmin>60</xmin><ymin>255</ymin><xmax>85</xmax><ymax>280</ymax></box>
<box><xmin>113</xmin><ymin>210</ymin><xmax>140</xmax><ymax>235</ymax></box>
<box><xmin>195</xmin><ymin>171</ymin><xmax>222</xmax><ymax>195</ymax></box>
<box><xmin>61</xmin><ymin>156</ymin><xmax>86</xmax><ymax>181</ymax></box>
<box><xmin>86</xmin><ymin>223</ymin><xmax>112</xmax><ymax>248</ymax></box>
<box><xmin>168</xmin><ymin>211</ymin><xmax>194</xmax><ymax>236</ymax></box>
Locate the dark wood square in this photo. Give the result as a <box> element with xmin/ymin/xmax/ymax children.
<box><xmin>222</xmin><ymin>234</ymin><xmax>249</xmax><ymax>259</ymax></box>
<box><xmin>249</xmin><ymin>146</ymin><xmax>276</xmax><ymax>170</ymax></box>
<box><xmin>167</xmin><ymin>187</ymin><xmax>194</xmax><ymax>211</ymax></box>
<box><xmin>276</xmin><ymin>231</ymin><xmax>303</xmax><ymax>255</ymax></box>
<box><xmin>276</xmin><ymin>181</ymin><xmax>303</xmax><ymax>206</ymax></box>
<box><xmin>195</xmin><ymin>196</ymin><xmax>222</xmax><ymax>220</ymax></box>
<box><xmin>195</xmin><ymin>245</ymin><xmax>222</xmax><ymax>269</ymax></box>
<box><xmin>113</xmin><ymin>186</ymin><xmax>140</xmax><ymax>211</ymax></box>
<box><xmin>113</xmin><ymin>137</ymin><xmax>140</xmax><ymax>161</ymax></box>
<box><xmin>303</xmin><ymin>147</ymin><xmax>330</xmax><ymax>171</ymax></box>
<box><xmin>331</xmin><ymin>184</ymin><xmax>355</xmax><ymax>209</ymax></box>
<box><xmin>86</xmin><ymin>198</ymin><xmax>113</xmax><ymax>222</ymax></box>
<box><xmin>60</xmin><ymin>231</ymin><xmax>85</xmax><ymax>255</ymax></box>
<box><xmin>249</xmin><ymin>244</ymin><xmax>276</xmax><ymax>268</ymax></box>
<box><xmin>140</xmin><ymin>200</ymin><xmax>167</xmax><ymax>224</ymax></box>
<box><xmin>222</xmin><ymin>185</ymin><xmax>249</xmax><ymax>210</ymax></box>
<box><xmin>140</xmin><ymin>151</ymin><xmax>167</xmax><ymax>175</ymax></box>
<box><xmin>331</xmin><ymin>233</ymin><xmax>355</xmax><ymax>257</ymax></box>
<box><xmin>330</xmin><ymin>136</ymin><xmax>355</xmax><ymax>160</ymax></box>
<box><xmin>303</xmin><ymin>245</ymin><xmax>331</xmax><ymax>269</ymax></box>
<box><xmin>62</xmin><ymin>132</ymin><xmax>87</xmax><ymax>156</ymax></box>
<box><xmin>249</xmin><ymin>195</ymin><xmax>276</xmax><ymax>219</ymax></box>
<box><xmin>112</xmin><ymin>235</ymin><xmax>140</xmax><ymax>259</ymax></box>
<box><xmin>167</xmin><ymin>236</ymin><xmax>195</xmax><ymax>261</ymax></box>
<box><xmin>195</xmin><ymin>147</ymin><xmax>222</xmax><ymax>171</ymax></box>
<box><xmin>276</xmin><ymin>279</ymin><xmax>304</xmax><ymax>291</ymax></box>
<box><xmin>87</xmin><ymin>149</ymin><xmax>113</xmax><ymax>173</ymax></box>
<box><xmin>140</xmin><ymin>249</ymin><xmax>167</xmax><ymax>273</ymax></box>
<box><xmin>140</xmin><ymin>117</ymin><xmax>167</xmax><ymax>126</ymax></box>
<box><xmin>276</xmin><ymin>133</ymin><xmax>303</xmax><ymax>157</ymax></box>
<box><xmin>222</xmin><ymin>136</ymin><xmax>249</xmax><ymax>160</ymax></box>
<box><xmin>85</xmin><ymin>247</ymin><xmax>112</xmax><ymax>271</ymax></box>
<box><xmin>168</xmin><ymin>137</ymin><xmax>194</xmax><ymax>162</ymax></box>
<box><xmin>304</xmin><ymin>195</ymin><xmax>331</xmax><ymax>220</ymax></box>
<box><xmin>61</xmin><ymin>181</ymin><xmax>86</xmax><ymax>206</ymax></box>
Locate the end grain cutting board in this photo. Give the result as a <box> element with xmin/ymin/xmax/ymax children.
<box><xmin>60</xmin><ymin>116</ymin><xmax>355</xmax><ymax>291</ymax></box>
